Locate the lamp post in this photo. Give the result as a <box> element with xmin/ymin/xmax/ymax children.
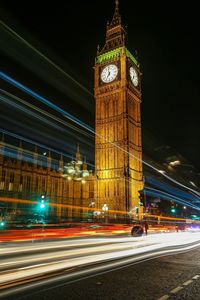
<box><xmin>60</xmin><ymin>150</ymin><xmax>89</xmax><ymax>221</ymax></box>
<box><xmin>96</xmin><ymin>174</ymin><xmax>99</xmax><ymax>211</ymax></box>
<box><xmin>102</xmin><ymin>203</ymin><xmax>109</xmax><ymax>223</ymax></box>
<box><xmin>88</xmin><ymin>200</ymin><xmax>95</xmax><ymax>222</ymax></box>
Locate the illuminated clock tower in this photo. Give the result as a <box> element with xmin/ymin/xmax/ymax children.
<box><xmin>94</xmin><ymin>0</ymin><xmax>144</xmax><ymax>217</ymax></box>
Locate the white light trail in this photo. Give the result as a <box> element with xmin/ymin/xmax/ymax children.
<box><xmin>0</xmin><ymin>233</ymin><xmax>200</xmax><ymax>287</ymax></box>
<box><xmin>0</xmin><ymin>21</ymin><xmax>93</xmax><ymax>97</ymax></box>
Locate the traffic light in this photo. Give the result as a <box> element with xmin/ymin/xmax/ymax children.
<box><xmin>0</xmin><ymin>221</ymin><xmax>5</xmax><ymax>229</ymax></box>
<box><xmin>171</xmin><ymin>207</ymin><xmax>176</xmax><ymax>213</ymax></box>
<box><xmin>39</xmin><ymin>194</ymin><xmax>46</xmax><ymax>209</ymax></box>
<box><xmin>138</xmin><ymin>190</ymin><xmax>144</xmax><ymax>206</ymax></box>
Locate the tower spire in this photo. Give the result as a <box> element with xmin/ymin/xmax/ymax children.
<box><xmin>76</xmin><ymin>143</ymin><xmax>81</xmax><ymax>161</ymax></box>
<box><xmin>110</xmin><ymin>0</ymin><xmax>121</xmax><ymax>27</ymax></box>
<box><xmin>77</xmin><ymin>143</ymin><xmax>80</xmax><ymax>154</ymax></box>
<box><xmin>116</xmin><ymin>0</ymin><xmax>119</xmax><ymax>8</ymax></box>
<box><xmin>99</xmin><ymin>0</ymin><xmax>126</xmax><ymax>54</ymax></box>
<box><xmin>83</xmin><ymin>156</ymin><xmax>87</xmax><ymax>170</ymax></box>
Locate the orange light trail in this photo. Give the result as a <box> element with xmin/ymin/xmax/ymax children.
<box><xmin>1</xmin><ymin>197</ymin><xmax>200</xmax><ymax>223</ymax></box>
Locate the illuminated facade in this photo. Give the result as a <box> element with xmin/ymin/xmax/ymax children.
<box><xmin>94</xmin><ymin>0</ymin><xmax>143</xmax><ymax>214</ymax></box>
<box><xmin>0</xmin><ymin>139</ymin><xmax>95</xmax><ymax>219</ymax></box>
<box><xmin>0</xmin><ymin>1</ymin><xmax>144</xmax><ymax>221</ymax></box>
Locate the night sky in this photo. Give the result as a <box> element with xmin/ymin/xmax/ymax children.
<box><xmin>0</xmin><ymin>0</ymin><xmax>200</xmax><ymax>169</ymax></box>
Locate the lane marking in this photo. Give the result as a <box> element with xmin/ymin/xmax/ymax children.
<box><xmin>182</xmin><ymin>279</ymin><xmax>193</xmax><ymax>286</ymax></box>
<box><xmin>157</xmin><ymin>295</ymin><xmax>169</xmax><ymax>300</ymax></box>
<box><xmin>158</xmin><ymin>274</ymin><xmax>200</xmax><ymax>300</ymax></box>
<box><xmin>170</xmin><ymin>286</ymin><xmax>183</xmax><ymax>294</ymax></box>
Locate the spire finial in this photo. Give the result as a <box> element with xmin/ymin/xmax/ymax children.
<box><xmin>115</xmin><ymin>0</ymin><xmax>119</xmax><ymax>11</ymax></box>
<box><xmin>109</xmin><ymin>0</ymin><xmax>121</xmax><ymax>28</ymax></box>
<box><xmin>76</xmin><ymin>143</ymin><xmax>81</xmax><ymax>160</ymax></box>
<box><xmin>83</xmin><ymin>156</ymin><xmax>87</xmax><ymax>170</ymax></box>
<box><xmin>97</xmin><ymin>44</ymin><xmax>100</xmax><ymax>55</ymax></box>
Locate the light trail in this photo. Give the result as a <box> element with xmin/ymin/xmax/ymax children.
<box><xmin>0</xmin><ymin>71</ymin><xmax>94</xmax><ymax>133</ymax></box>
<box><xmin>0</xmin><ymin>89</ymin><xmax>94</xmax><ymax>140</ymax></box>
<box><xmin>145</xmin><ymin>175</ymin><xmax>200</xmax><ymax>203</ymax></box>
<box><xmin>0</xmin><ymin>238</ymin><xmax>118</xmax><ymax>256</ymax></box>
<box><xmin>145</xmin><ymin>186</ymin><xmax>200</xmax><ymax>211</ymax></box>
<box><xmin>0</xmin><ymin>242</ymin><xmax>136</xmax><ymax>269</ymax></box>
<box><xmin>0</xmin><ymin>91</ymin><xmax>94</xmax><ymax>152</ymax></box>
<box><xmin>0</xmin><ymin>233</ymin><xmax>200</xmax><ymax>298</ymax></box>
<box><xmin>123</xmin><ymin>177</ymin><xmax>200</xmax><ymax>212</ymax></box>
<box><xmin>0</xmin><ymin>18</ymin><xmax>199</xmax><ymax>209</ymax></box>
<box><xmin>1</xmin><ymin>144</ymin><xmax>59</xmax><ymax>169</ymax></box>
<box><xmin>0</xmin><ymin>21</ymin><xmax>93</xmax><ymax>97</ymax></box>
<box><xmin>0</xmin><ymin>95</ymin><xmax>65</xmax><ymax>132</ymax></box>
<box><xmin>0</xmin><ymin>129</ymin><xmax>94</xmax><ymax>168</ymax></box>
<box><xmin>1</xmin><ymin>71</ymin><xmax>199</xmax><ymax>200</ymax></box>
<box><xmin>1</xmin><ymin>197</ymin><xmax>200</xmax><ymax>224</ymax></box>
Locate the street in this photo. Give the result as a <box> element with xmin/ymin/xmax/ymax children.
<box><xmin>21</xmin><ymin>247</ymin><xmax>199</xmax><ymax>300</ymax></box>
<box><xmin>1</xmin><ymin>232</ymin><xmax>200</xmax><ymax>300</ymax></box>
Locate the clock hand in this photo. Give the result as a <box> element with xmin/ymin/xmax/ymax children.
<box><xmin>107</xmin><ymin>66</ymin><xmax>111</xmax><ymax>78</ymax></box>
<box><xmin>107</xmin><ymin>70</ymin><xmax>110</xmax><ymax>79</ymax></box>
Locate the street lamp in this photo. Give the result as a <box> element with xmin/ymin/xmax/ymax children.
<box><xmin>102</xmin><ymin>204</ymin><xmax>109</xmax><ymax>223</ymax></box>
<box><xmin>60</xmin><ymin>150</ymin><xmax>89</xmax><ymax>221</ymax></box>
<box><xmin>169</xmin><ymin>160</ymin><xmax>181</xmax><ymax>167</ymax></box>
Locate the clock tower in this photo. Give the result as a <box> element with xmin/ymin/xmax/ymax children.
<box><xmin>94</xmin><ymin>0</ymin><xmax>144</xmax><ymax>217</ymax></box>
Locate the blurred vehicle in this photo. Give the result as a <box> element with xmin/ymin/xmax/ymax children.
<box><xmin>187</xmin><ymin>223</ymin><xmax>200</xmax><ymax>232</ymax></box>
<box><xmin>9</xmin><ymin>214</ymin><xmax>46</xmax><ymax>228</ymax></box>
<box><xmin>131</xmin><ymin>225</ymin><xmax>144</xmax><ymax>236</ymax></box>
<box><xmin>26</xmin><ymin>214</ymin><xmax>45</xmax><ymax>226</ymax></box>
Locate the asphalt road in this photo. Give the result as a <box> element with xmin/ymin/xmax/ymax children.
<box><xmin>4</xmin><ymin>246</ymin><xmax>200</xmax><ymax>300</ymax></box>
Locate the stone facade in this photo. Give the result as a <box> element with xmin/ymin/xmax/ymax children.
<box><xmin>0</xmin><ymin>140</ymin><xmax>95</xmax><ymax>220</ymax></box>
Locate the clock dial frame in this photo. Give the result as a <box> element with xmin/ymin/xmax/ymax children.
<box><xmin>101</xmin><ymin>64</ymin><xmax>118</xmax><ymax>83</ymax></box>
<box><xmin>129</xmin><ymin>66</ymin><xmax>139</xmax><ymax>87</ymax></box>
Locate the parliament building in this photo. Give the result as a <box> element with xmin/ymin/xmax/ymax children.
<box><xmin>0</xmin><ymin>0</ymin><xmax>143</xmax><ymax>221</ymax></box>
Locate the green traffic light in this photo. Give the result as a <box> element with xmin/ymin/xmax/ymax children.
<box><xmin>39</xmin><ymin>194</ymin><xmax>46</xmax><ymax>209</ymax></box>
<box><xmin>0</xmin><ymin>221</ymin><xmax>5</xmax><ymax>227</ymax></box>
<box><xmin>171</xmin><ymin>208</ymin><xmax>176</xmax><ymax>213</ymax></box>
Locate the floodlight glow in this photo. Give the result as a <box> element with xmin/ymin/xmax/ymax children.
<box><xmin>169</xmin><ymin>160</ymin><xmax>181</xmax><ymax>166</ymax></box>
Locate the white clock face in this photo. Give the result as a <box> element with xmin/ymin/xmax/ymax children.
<box><xmin>101</xmin><ymin>64</ymin><xmax>118</xmax><ymax>83</ymax></box>
<box><xmin>130</xmin><ymin>67</ymin><xmax>139</xmax><ymax>87</ymax></box>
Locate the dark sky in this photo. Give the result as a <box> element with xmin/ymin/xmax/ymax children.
<box><xmin>0</xmin><ymin>0</ymin><xmax>200</xmax><ymax>169</ymax></box>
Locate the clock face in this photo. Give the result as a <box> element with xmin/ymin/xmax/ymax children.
<box><xmin>101</xmin><ymin>64</ymin><xmax>118</xmax><ymax>83</ymax></box>
<box><xmin>129</xmin><ymin>67</ymin><xmax>139</xmax><ymax>87</ymax></box>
